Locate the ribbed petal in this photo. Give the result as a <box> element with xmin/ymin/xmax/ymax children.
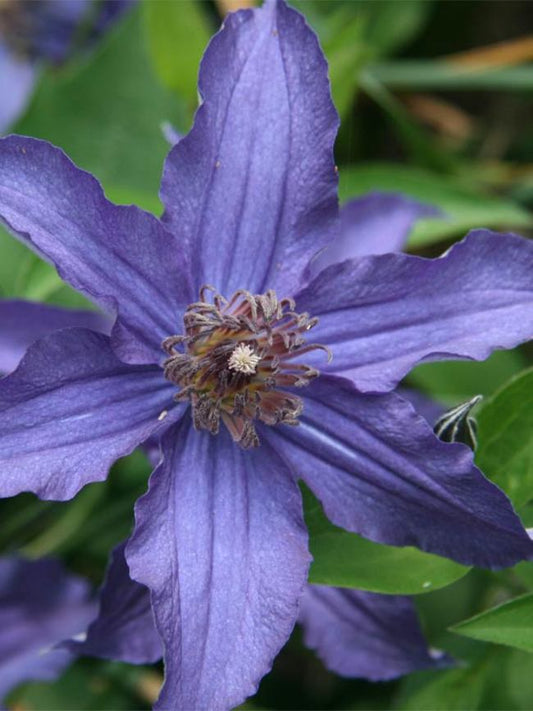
<box><xmin>0</xmin><ymin>299</ymin><xmax>111</xmax><ymax>374</ymax></box>
<box><xmin>127</xmin><ymin>418</ymin><xmax>310</xmax><ymax>711</ymax></box>
<box><xmin>310</xmin><ymin>192</ymin><xmax>437</xmax><ymax>274</ymax></box>
<box><xmin>0</xmin><ymin>45</ymin><xmax>36</xmax><ymax>133</ymax></box>
<box><xmin>68</xmin><ymin>542</ymin><xmax>162</xmax><ymax>664</ymax></box>
<box><xmin>160</xmin><ymin>0</ymin><xmax>338</xmax><ymax>297</ymax></box>
<box><xmin>296</xmin><ymin>231</ymin><xmax>533</xmax><ymax>392</ymax></box>
<box><xmin>0</xmin><ymin>136</ymin><xmax>193</xmax><ymax>364</ymax></box>
<box><xmin>0</xmin><ymin>328</ymin><xmax>176</xmax><ymax>501</ymax></box>
<box><xmin>0</xmin><ymin>557</ymin><xmax>96</xmax><ymax>703</ymax></box>
<box><xmin>299</xmin><ymin>585</ymin><xmax>451</xmax><ymax>680</ymax></box>
<box><xmin>266</xmin><ymin>375</ymin><xmax>532</xmax><ymax>568</ymax></box>
<box><xmin>398</xmin><ymin>388</ymin><xmax>445</xmax><ymax>427</ymax></box>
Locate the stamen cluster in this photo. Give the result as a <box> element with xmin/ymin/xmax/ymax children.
<box><xmin>162</xmin><ymin>287</ymin><xmax>329</xmax><ymax>448</ymax></box>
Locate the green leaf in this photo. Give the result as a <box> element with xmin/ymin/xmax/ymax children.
<box><xmin>358</xmin><ymin>1</ymin><xmax>433</xmax><ymax>57</ymax></box>
<box><xmin>408</xmin><ymin>349</ymin><xmax>527</xmax><ymax>406</ymax></box>
<box><xmin>513</xmin><ymin>562</ymin><xmax>533</xmax><ymax>591</ymax></box>
<box><xmin>452</xmin><ymin>593</ymin><xmax>533</xmax><ymax>653</ymax></box>
<box><xmin>143</xmin><ymin>0</ymin><xmax>212</xmax><ymax>112</ymax></box>
<box><xmin>292</xmin><ymin>0</ymin><xmax>432</xmax><ymax>118</ymax></box>
<box><xmin>304</xmin><ymin>487</ymin><xmax>469</xmax><ymax>594</ymax></box>
<box><xmin>15</xmin><ymin>6</ymin><xmax>183</xmax><ymax>196</ymax></box>
<box><xmin>339</xmin><ymin>163</ymin><xmax>532</xmax><ymax>248</ymax></box>
<box><xmin>368</xmin><ymin>61</ymin><xmax>533</xmax><ymax>91</ymax></box>
<box><xmin>476</xmin><ymin>368</ymin><xmax>533</xmax><ymax>508</ymax></box>
<box><xmin>398</xmin><ymin>665</ymin><xmax>488</xmax><ymax>711</ymax></box>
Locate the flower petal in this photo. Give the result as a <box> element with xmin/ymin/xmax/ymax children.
<box><xmin>127</xmin><ymin>417</ymin><xmax>310</xmax><ymax>711</ymax></box>
<box><xmin>0</xmin><ymin>557</ymin><xmax>96</xmax><ymax>703</ymax></box>
<box><xmin>68</xmin><ymin>542</ymin><xmax>162</xmax><ymax>664</ymax></box>
<box><xmin>0</xmin><ymin>135</ymin><xmax>193</xmax><ymax>364</ymax></box>
<box><xmin>0</xmin><ymin>299</ymin><xmax>111</xmax><ymax>374</ymax></box>
<box><xmin>0</xmin><ymin>328</ymin><xmax>176</xmax><ymax>501</ymax></box>
<box><xmin>297</xmin><ymin>231</ymin><xmax>533</xmax><ymax>392</ymax></box>
<box><xmin>0</xmin><ymin>44</ymin><xmax>36</xmax><ymax>133</ymax></box>
<box><xmin>398</xmin><ymin>387</ymin><xmax>445</xmax><ymax>426</ymax></box>
<box><xmin>310</xmin><ymin>192</ymin><xmax>438</xmax><ymax>274</ymax></box>
<box><xmin>299</xmin><ymin>585</ymin><xmax>451</xmax><ymax>681</ymax></box>
<box><xmin>266</xmin><ymin>375</ymin><xmax>533</xmax><ymax>568</ymax></box>
<box><xmin>160</xmin><ymin>0</ymin><xmax>338</xmax><ymax>297</ymax></box>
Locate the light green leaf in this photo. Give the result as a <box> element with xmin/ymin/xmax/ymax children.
<box><xmin>476</xmin><ymin>368</ymin><xmax>533</xmax><ymax>508</ymax></box>
<box><xmin>304</xmin><ymin>487</ymin><xmax>469</xmax><ymax>594</ymax></box>
<box><xmin>15</xmin><ymin>6</ymin><xmax>183</xmax><ymax>196</ymax></box>
<box><xmin>452</xmin><ymin>593</ymin><xmax>533</xmax><ymax>653</ymax></box>
<box><xmin>339</xmin><ymin>163</ymin><xmax>532</xmax><ymax>248</ymax></box>
<box><xmin>143</xmin><ymin>0</ymin><xmax>212</xmax><ymax>112</ymax></box>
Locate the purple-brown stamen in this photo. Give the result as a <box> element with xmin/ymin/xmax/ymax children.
<box><xmin>162</xmin><ymin>287</ymin><xmax>330</xmax><ymax>449</ymax></box>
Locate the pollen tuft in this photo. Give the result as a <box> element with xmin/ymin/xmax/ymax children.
<box><xmin>162</xmin><ymin>286</ymin><xmax>330</xmax><ymax>449</ymax></box>
<box><xmin>228</xmin><ymin>343</ymin><xmax>261</xmax><ymax>375</ymax></box>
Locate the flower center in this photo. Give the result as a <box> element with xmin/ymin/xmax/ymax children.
<box><xmin>162</xmin><ymin>287</ymin><xmax>330</xmax><ymax>449</ymax></box>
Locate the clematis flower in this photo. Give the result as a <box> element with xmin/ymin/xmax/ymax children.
<box><xmin>1</xmin><ymin>0</ymin><xmax>533</xmax><ymax>708</ymax></box>
<box><xmin>299</xmin><ymin>585</ymin><xmax>451</xmax><ymax>681</ymax></box>
<box><xmin>0</xmin><ymin>0</ymin><xmax>132</xmax><ymax>132</ymax></box>
<box><xmin>0</xmin><ymin>556</ymin><xmax>95</xmax><ymax>705</ymax></box>
<box><xmin>73</xmin><ymin>545</ymin><xmax>453</xmax><ymax>687</ymax></box>
<box><xmin>0</xmin><ymin>548</ymin><xmax>161</xmax><ymax>705</ymax></box>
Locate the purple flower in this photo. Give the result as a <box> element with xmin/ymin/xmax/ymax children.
<box><xmin>74</xmin><ymin>544</ymin><xmax>452</xmax><ymax>687</ymax></box>
<box><xmin>65</xmin><ymin>542</ymin><xmax>162</xmax><ymax>665</ymax></box>
<box><xmin>0</xmin><ymin>0</ymin><xmax>132</xmax><ymax>132</ymax></box>
<box><xmin>299</xmin><ymin>585</ymin><xmax>451</xmax><ymax>681</ymax></box>
<box><xmin>0</xmin><ymin>556</ymin><xmax>95</xmax><ymax>704</ymax></box>
<box><xmin>0</xmin><ymin>547</ymin><xmax>163</xmax><ymax>704</ymax></box>
<box><xmin>1</xmin><ymin>0</ymin><xmax>533</xmax><ymax>708</ymax></box>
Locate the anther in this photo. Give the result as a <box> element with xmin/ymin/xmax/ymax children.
<box><xmin>162</xmin><ymin>286</ymin><xmax>330</xmax><ymax>449</ymax></box>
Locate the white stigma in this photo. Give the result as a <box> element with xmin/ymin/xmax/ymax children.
<box><xmin>228</xmin><ymin>343</ymin><xmax>261</xmax><ymax>375</ymax></box>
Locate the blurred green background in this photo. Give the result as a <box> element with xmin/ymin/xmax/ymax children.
<box><xmin>1</xmin><ymin>1</ymin><xmax>533</xmax><ymax>709</ymax></box>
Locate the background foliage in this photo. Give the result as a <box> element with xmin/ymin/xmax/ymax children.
<box><xmin>1</xmin><ymin>0</ymin><xmax>533</xmax><ymax>708</ymax></box>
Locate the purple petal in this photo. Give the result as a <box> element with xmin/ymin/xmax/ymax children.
<box><xmin>398</xmin><ymin>388</ymin><xmax>445</xmax><ymax>426</ymax></box>
<box><xmin>297</xmin><ymin>231</ymin><xmax>533</xmax><ymax>392</ymax></box>
<box><xmin>0</xmin><ymin>299</ymin><xmax>111</xmax><ymax>374</ymax></box>
<box><xmin>127</xmin><ymin>417</ymin><xmax>311</xmax><ymax>711</ymax></box>
<box><xmin>310</xmin><ymin>193</ymin><xmax>438</xmax><ymax>274</ymax></box>
<box><xmin>160</xmin><ymin>0</ymin><xmax>338</xmax><ymax>297</ymax></box>
<box><xmin>266</xmin><ymin>375</ymin><xmax>532</xmax><ymax>568</ymax></box>
<box><xmin>68</xmin><ymin>542</ymin><xmax>162</xmax><ymax>664</ymax></box>
<box><xmin>299</xmin><ymin>585</ymin><xmax>451</xmax><ymax>680</ymax></box>
<box><xmin>0</xmin><ymin>45</ymin><xmax>36</xmax><ymax>133</ymax></box>
<box><xmin>0</xmin><ymin>136</ymin><xmax>193</xmax><ymax>364</ymax></box>
<box><xmin>0</xmin><ymin>328</ymin><xmax>176</xmax><ymax>501</ymax></box>
<box><xmin>0</xmin><ymin>557</ymin><xmax>96</xmax><ymax>702</ymax></box>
